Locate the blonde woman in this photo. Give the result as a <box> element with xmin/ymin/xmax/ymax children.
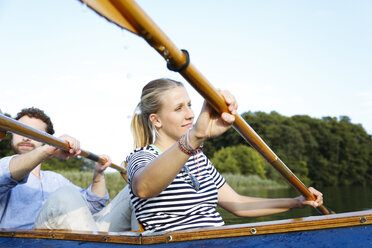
<box><xmin>126</xmin><ymin>78</ymin><xmax>322</xmax><ymax>233</ymax></box>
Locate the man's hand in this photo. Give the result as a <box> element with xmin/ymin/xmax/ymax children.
<box><xmin>91</xmin><ymin>154</ymin><xmax>111</xmax><ymax>197</ymax></box>
<box><xmin>44</xmin><ymin>135</ymin><xmax>81</xmax><ymax>159</ymax></box>
<box><xmin>95</xmin><ymin>154</ymin><xmax>112</xmax><ymax>174</ymax></box>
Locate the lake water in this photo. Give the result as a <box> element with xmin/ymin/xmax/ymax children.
<box><xmin>218</xmin><ymin>185</ymin><xmax>372</xmax><ymax>225</ymax></box>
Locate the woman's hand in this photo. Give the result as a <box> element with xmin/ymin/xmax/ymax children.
<box><xmin>192</xmin><ymin>90</ymin><xmax>238</xmax><ymax>142</ymax></box>
<box><xmin>295</xmin><ymin>187</ymin><xmax>324</xmax><ymax>208</ymax></box>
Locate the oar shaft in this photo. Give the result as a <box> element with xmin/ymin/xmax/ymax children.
<box><xmin>182</xmin><ymin>65</ymin><xmax>329</xmax><ymax>213</ymax></box>
<box><xmin>0</xmin><ymin>114</ymin><xmax>127</xmax><ymax>180</ymax></box>
<box><xmin>80</xmin><ymin>149</ymin><xmax>128</xmax><ymax>181</ymax></box>
<box><xmin>110</xmin><ymin>0</ymin><xmax>329</xmax><ymax>214</ymax></box>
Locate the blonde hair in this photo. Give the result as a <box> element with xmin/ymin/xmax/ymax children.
<box><xmin>131</xmin><ymin>78</ymin><xmax>184</xmax><ymax>148</ymax></box>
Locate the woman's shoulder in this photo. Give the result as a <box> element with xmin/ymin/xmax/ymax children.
<box><xmin>126</xmin><ymin>145</ymin><xmax>159</xmax><ymax>161</ymax></box>
<box><xmin>130</xmin><ymin>145</ymin><xmax>159</xmax><ymax>154</ymax></box>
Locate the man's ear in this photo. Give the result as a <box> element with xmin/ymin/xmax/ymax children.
<box><xmin>149</xmin><ymin>113</ymin><xmax>162</xmax><ymax>128</ymax></box>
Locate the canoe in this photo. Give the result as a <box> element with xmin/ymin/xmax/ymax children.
<box><xmin>1</xmin><ymin>210</ymin><xmax>371</xmax><ymax>247</ymax></box>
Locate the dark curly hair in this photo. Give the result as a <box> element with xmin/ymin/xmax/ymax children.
<box><xmin>15</xmin><ymin>107</ymin><xmax>55</xmax><ymax>135</ymax></box>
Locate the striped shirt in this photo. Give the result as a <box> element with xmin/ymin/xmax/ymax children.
<box><xmin>126</xmin><ymin>145</ymin><xmax>226</xmax><ymax>233</ymax></box>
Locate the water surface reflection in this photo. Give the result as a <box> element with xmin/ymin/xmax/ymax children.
<box><xmin>219</xmin><ymin>186</ymin><xmax>372</xmax><ymax>225</ymax></box>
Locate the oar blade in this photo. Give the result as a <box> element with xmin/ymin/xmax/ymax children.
<box><xmin>81</xmin><ymin>0</ymin><xmax>138</xmax><ymax>35</ymax></box>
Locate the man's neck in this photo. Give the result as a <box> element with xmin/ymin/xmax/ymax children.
<box><xmin>31</xmin><ymin>164</ymin><xmax>42</xmax><ymax>179</ymax></box>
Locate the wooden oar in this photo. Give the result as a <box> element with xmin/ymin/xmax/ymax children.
<box><xmin>81</xmin><ymin>0</ymin><xmax>331</xmax><ymax>215</ymax></box>
<box><xmin>0</xmin><ymin>113</ymin><xmax>128</xmax><ymax>182</ymax></box>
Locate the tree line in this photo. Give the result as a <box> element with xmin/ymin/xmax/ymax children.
<box><xmin>2</xmin><ymin>111</ymin><xmax>371</xmax><ymax>187</ymax></box>
<box><xmin>204</xmin><ymin>111</ymin><xmax>372</xmax><ymax>187</ymax></box>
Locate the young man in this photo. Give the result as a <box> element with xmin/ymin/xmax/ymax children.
<box><xmin>0</xmin><ymin>107</ymin><xmax>136</xmax><ymax>231</ymax></box>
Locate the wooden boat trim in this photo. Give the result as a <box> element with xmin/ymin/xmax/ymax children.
<box><xmin>164</xmin><ymin>210</ymin><xmax>372</xmax><ymax>244</ymax></box>
<box><xmin>0</xmin><ymin>210</ymin><xmax>371</xmax><ymax>245</ymax></box>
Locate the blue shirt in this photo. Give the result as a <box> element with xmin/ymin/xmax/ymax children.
<box><xmin>0</xmin><ymin>155</ymin><xmax>109</xmax><ymax>229</ymax></box>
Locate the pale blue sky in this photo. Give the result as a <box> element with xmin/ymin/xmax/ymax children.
<box><xmin>1</xmin><ymin>1</ymin><xmax>371</xmax><ymax>166</ymax></box>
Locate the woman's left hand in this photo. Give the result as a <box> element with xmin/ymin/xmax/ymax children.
<box><xmin>296</xmin><ymin>187</ymin><xmax>324</xmax><ymax>208</ymax></box>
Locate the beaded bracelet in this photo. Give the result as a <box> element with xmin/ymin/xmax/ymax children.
<box><xmin>178</xmin><ymin>130</ymin><xmax>203</xmax><ymax>156</ymax></box>
<box><xmin>187</xmin><ymin>129</ymin><xmax>203</xmax><ymax>152</ymax></box>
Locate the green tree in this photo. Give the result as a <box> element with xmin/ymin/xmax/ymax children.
<box><xmin>0</xmin><ymin>133</ymin><xmax>13</xmax><ymax>157</ymax></box>
<box><xmin>0</xmin><ymin>113</ymin><xmax>14</xmax><ymax>157</ymax></box>
<box><xmin>211</xmin><ymin>147</ymin><xmax>240</xmax><ymax>174</ymax></box>
<box><xmin>203</xmin><ymin>128</ymin><xmax>244</xmax><ymax>158</ymax></box>
<box><xmin>240</xmin><ymin>112</ymin><xmax>311</xmax><ymax>184</ymax></box>
<box><xmin>42</xmin><ymin>157</ymin><xmax>94</xmax><ymax>171</ymax></box>
<box><xmin>204</xmin><ymin>111</ymin><xmax>372</xmax><ymax>186</ymax></box>
<box><xmin>211</xmin><ymin>145</ymin><xmax>266</xmax><ymax>178</ymax></box>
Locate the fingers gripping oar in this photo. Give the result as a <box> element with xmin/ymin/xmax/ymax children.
<box><xmin>80</xmin><ymin>0</ymin><xmax>332</xmax><ymax>214</ymax></box>
<box><xmin>0</xmin><ymin>113</ymin><xmax>128</xmax><ymax>182</ymax></box>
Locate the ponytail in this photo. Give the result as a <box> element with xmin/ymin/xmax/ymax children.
<box><xmin>131</xmin><ymin>104</ymin><xmax>154</xmax><ymax>149</ymax></box>
<box><xmin>130</xmin><ymin>78</ymin><xmax>184</xmax><ymax>149</ymax></box>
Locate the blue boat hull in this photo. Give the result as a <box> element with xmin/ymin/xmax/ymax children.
<box><xmin>1</xmin><ymin>210</ymin><xmax>371</xmax><ymax>247</ymax></box>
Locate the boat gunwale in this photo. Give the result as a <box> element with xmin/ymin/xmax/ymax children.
<box><xmin>0</xmin><ymin>210</ymin><xmax>371</xmax><ymax>245</ymax></box>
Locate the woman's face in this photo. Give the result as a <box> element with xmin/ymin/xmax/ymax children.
<box><xmin>152</xmin><ymin>86</ymin><xmax>195</xmax><ymax>142</ymax></box>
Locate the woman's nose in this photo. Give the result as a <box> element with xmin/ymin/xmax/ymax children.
<box><xmin>186</xmin><ymin>107</ymin><xmax>194</xmax><ymax>119</ymax></box>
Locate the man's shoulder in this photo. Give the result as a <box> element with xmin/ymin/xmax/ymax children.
<box><xmin>0</xmin><ymin>154</ymin><xmax>18</xmax><ymax>164</ymax></box>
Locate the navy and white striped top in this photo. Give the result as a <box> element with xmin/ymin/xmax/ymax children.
<box><xmin>126</xmin><ymin>145</ymin><xmax>226</xmax><ymax>233</ymax></box>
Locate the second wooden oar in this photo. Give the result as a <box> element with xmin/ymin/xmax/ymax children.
<box><xmin>0</xmin><ymin>113</ymin><xmax>128</xmax><ymax>182</ymax></box>
<box><xmin>81</xmin><ymin>0</ymin><xmax>331</xmax><ymax>214</ymax></box>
